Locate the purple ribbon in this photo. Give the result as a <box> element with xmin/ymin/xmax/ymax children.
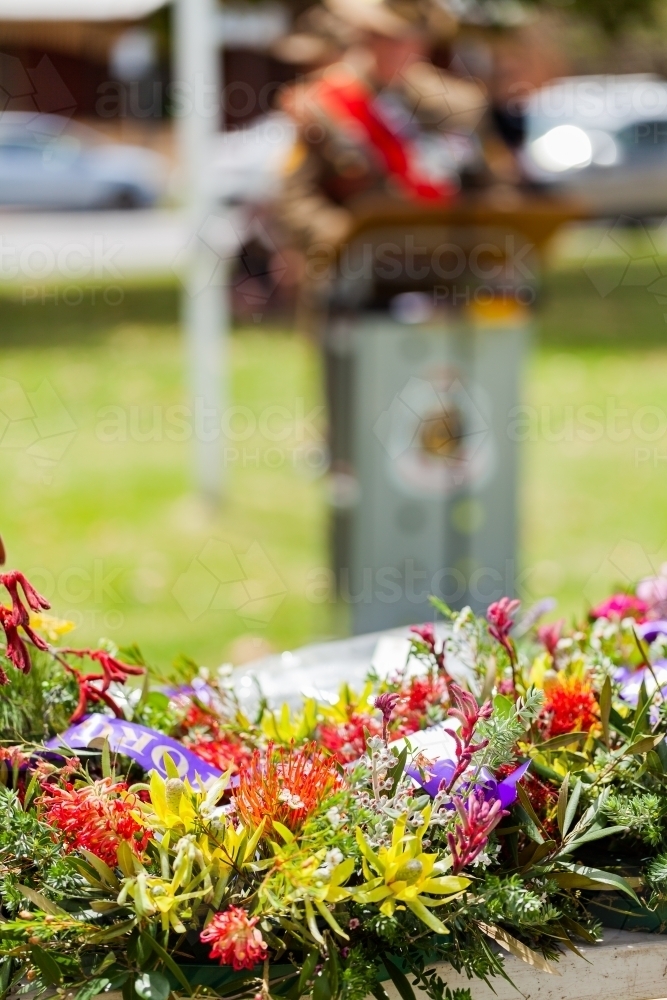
<box><xmin>47</xmin><ymin>714</ymin><xmax>223</xmax><ymax>784</ymax></box>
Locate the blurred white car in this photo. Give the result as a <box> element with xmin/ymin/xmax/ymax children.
<box><xmin>210</xmin><ymin>112</ymin><xmax>297</xmax><ymax>204</ymax></box>
<box><xmin>521</xmin><ymin>74</ymin><xmax>667</xmax><ymax>217</ymax></box>
<box><xmin>0</xmin><ymin>113</ymin><xmax>167</xmax><ymax>210</ymax></box>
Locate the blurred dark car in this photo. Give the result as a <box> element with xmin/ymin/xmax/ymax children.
<box><xmin>0</xmin><ymin>113</ymin><xmax>167</xmax><ymax>210</ymax></box>
<box><xmin>521</xmin><ymin>74</ymin><xmax>667</xmax><ymax>218</ymax></box>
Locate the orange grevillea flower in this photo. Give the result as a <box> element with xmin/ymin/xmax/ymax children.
<box><xmin>540</xmin><ymin>676</ymin><xmax>599</xmax><ymax>739</ymax></box>
<box><xmin>200</xmin><ymin>907</ymin><xmax>268</xmax><ymax>970</ymax></box>
<box><xmin>39</xmin><ymin>777</ymin><xmax>150</xmax><ymax>867</ymax></box>
<box><xmin>235</xmin><ymin>742</ymin><xmax>341</xmax><ymax>833</ymax></box>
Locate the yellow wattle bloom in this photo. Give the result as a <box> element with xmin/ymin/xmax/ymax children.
<box><xmin>353</xmin><ymin>808</ymin><xmax>469</xmax><ymax>935</ymax></box>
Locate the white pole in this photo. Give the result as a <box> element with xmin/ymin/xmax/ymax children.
<box><xmin>174</xmin><ymin>0</ymin><xmax>226</xmax><ymax>504</ymax></box>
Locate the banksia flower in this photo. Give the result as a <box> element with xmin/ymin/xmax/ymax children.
<box><xmin>235</xmin><ymin>742</ymin><xmax>340</xmax><ymax>834</ymax></box>
<box><xmin>39</xmin><ymin>777</ymin><xmax>150</xmax><ymax>867</ymax></box>
<box><xmin>201</xmin><ymin>907</ymin><xmax>267</xmax><ymax>970</ymax></box>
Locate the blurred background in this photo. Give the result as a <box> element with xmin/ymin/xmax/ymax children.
<box><xmin>2</xmin><ymin>0</ymin><xmax>667</xmax><ymax>671</ymax></box>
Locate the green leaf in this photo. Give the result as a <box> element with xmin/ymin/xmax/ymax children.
<box><xmin>140</xmin><ymin>932</ymin><xmax>193</xmax><ymax>996</ymax></box>
<box><xmin>80</xmin><ymin>849</ymin><xmax>120</xmax><ymax>889</ymax></box>
<box><xmin>161</xmin><ymin>753</ymin><xmax>181</xmax><ymax>779</ymax></box>
<box><xmin>382</xmin><ymin>956</ymin><xmax>416</xmax><ymax>1000</ymax></box>
<box><xmin>609</xmin><ymin>706</ymin><xmax>631</xmax><ymax>737</ymax></box>
<box><xmin>386</xmin><ymin>745</ymin><xmax>408</xmax><ymax>798</ymax></box>
<box><xmin>624</xmin><ymin>735</ymin><xmax>664</xmax><ymax>756</ymax></box>
<box><xmin>535</xmin><ymin>733</ymin><xmax>590</xmax><ymax>752</ymax></box>
<box><xmin>515</xmin><ymin>786</ymin><xmax>545</xmax><ymax>843</ymax></box>
<box><xmin>313</xmin><ymin>969</ymin><xmax>331</xmax><ymax>1000</ymax></box>
<box><xmin>325</xmin><ymin>936</ymin><xmax>340</xmax><ymax>999</ymax></box>
<box><xmin>557</xmin><ymin>772</ymin><xmax>569</xmax><ymax>839</ymax></box>
<box><xmin>493</xmin><ymin>695</ymin><xmax>513</xmax><ymax>720</ymax></box>
<box><xmin>560</xmin><ymin>825</ymin><xmax>627</xmax><ymax>852</ymax></box>
<box><xmin>557</xmin><ymin>864</ymin><xmax>639</xmax><ymax>902</ymax></box>
<box><xmin>371</xmin><ymin>985</ymin><xmax>391</xmax><ymax>1000</ymax></box>
<box><xmin>297</xmin><ymin>949</ymin><xmax>319</xmax><ymax>994</ymax></box>
<box><xmin>19</xmin><ymin>884</ymin><xmax>66</xmax><ymax>916</ymax></box>
<box><xmin>101</xmin><ymin>737</ymin><xmax>112</xmax><ymax>779</ymax></box>
<box><xmin>30</xmin><ymin>945</ymin><xmax>62</xmax><ymax>986</ymax></box>
<box><xmin>74</xmin><ymin>977</ymin><xmax>111</xmax><ymax>1000</ymax></box>
<box><xmin>600</xmin><ymin>676</ymin><xmax>611</xmax><ymax>747</ymax></box>
<box><xmin>563</xmin><ymin>779</ymin><xmax>582</xmax><ymax>837</ymax></box>
<box><xmin>135</xmin><ymin>972</ymin><xmax>171</xmax><ymax>1000</ymax></box>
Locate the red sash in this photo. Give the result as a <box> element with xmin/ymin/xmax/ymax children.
<box><xmin>313</xmin><ymin>67</ymin><xmax>456</xmax><ymax>204</ymax></box>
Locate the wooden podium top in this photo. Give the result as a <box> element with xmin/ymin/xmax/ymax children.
<box><xmin>341</xmin><ymin>191</ymin><xmax>588</xmax><ymax>258</ymax></box>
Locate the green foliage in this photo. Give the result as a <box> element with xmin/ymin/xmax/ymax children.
<box><xmin>463</xmin><ymin>875</ymin><xmax>561</xmax><ymax>930</ymax></box>
<box><xmin>603</xmin><ymin>791</ymin><xmax>666</xmax><ymax>847</ymax></box>
<box><xmin>646</xmin><ymin>852</ymin><xmax>667</xmax><ymax>888</ymax></box>
<box><xmin>0</xmin><ymin>785</ymin><xmax>82</xmax><ymax>913</ymax></box>
<box><xmin>477</xmin><ymin>689</ymin><xmax>544</xmax><ymax>768</ymax></box>
<box><xmin>0</xmin><ymin>650</ymin><xmax>78</xmax><ymax>743</ymax></box>
<box><xmin>341</xmin><ymin>947</ymin><xmax>379</xmax><ymax>1000</ymax></box>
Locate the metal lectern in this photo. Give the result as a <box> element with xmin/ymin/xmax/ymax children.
<box><xmin>322</xmin><ymin>198</ymin><xmax>581</xmax><ymax>634</ymax></box>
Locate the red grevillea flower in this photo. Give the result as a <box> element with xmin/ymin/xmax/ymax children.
<box><xmin>39</xmin><ymin>777</ymin><xmax>150</xmax><ymax>866</ymax></box>
<box><xmin>448</xmin><ymin>787</ymin><xmax>507</xmax><ymax>874</ymax></box>
<box><xmin>401</xmin><ymin>674</ymin><xmax>448</xmax><ymax>715</ymax></box>
<box><xmin>590</xmin><ymin>593</ymin><xmax>648</xmax><ymax>622</ymax></box>
<box><xmin>235</xmin><ymin>742</ymin><xmax>341</xmax><ymax>833</ymax></box>
<box><xmin>200</xmin><ymin>907</ymin><xmax>268</xmax><ymax>971</ymax></box>
<box><xmin>539</xmin><ymin>676</ymin><xmax>599</xmax><ymax>739</ymax></box>
<box><xmin>496</xmin><ymin>763</ymin><xmax>558</xmax><ymax>835</ymax></box>
<box><xmin>317</xmin><ymin>713</ymin><xmax>381</xmax><ymax>763</ymax></box>
<box><xmin>0</xmin><ymin>571</ymin><xmax>50</xmax><ymax>681</ymax></box>
<box><xmin>185</xmin><ymin>736</ymin><xmax>252</xmax><ymax>773</ymax></box>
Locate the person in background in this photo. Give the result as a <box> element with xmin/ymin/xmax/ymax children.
<box><xmin>276</xmin><ymin>0</ymin><xmax>488</xmax><ymax>251</ymax></box>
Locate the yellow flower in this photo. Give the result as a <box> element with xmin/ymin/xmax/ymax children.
<box><xmin>140</xmin><ymin>765</ymin><xmax>264</xmax><ymax>909</ymax></box>
<box><xmin>353</xmin><ymin>808</ymin><xmax>469</xmax><ymax>934</ymax></box>
<box><xmin>29</xmin><ymin>611</ymin><xmax>75</xmax><ymax>642</ymax></box>
<box><xmin>258</xmin><ymin>824</ymin><xmax>354</xmax><ymax>943</ymax></box>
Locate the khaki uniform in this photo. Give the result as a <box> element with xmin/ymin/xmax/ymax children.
<box><xmin>279</xmin><ymin>55</ymin><xmax>488</xmax><ymax>250</ymax></box>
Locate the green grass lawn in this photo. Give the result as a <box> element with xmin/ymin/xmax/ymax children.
<box><xmin>2</xmin><ymin>257</ymin><xmax>667</xmax><ymax>671</ymax></box>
